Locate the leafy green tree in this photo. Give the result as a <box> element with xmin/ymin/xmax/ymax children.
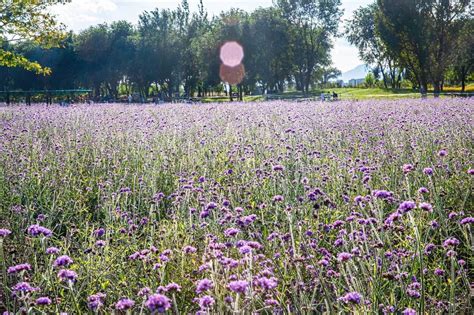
<box><xmin>138</xmin><ymin>8</ymin><xmax>180</xmax><ymax>98</ymax></box>
<box><xmin>248</xmin><ymin>7</ymin><xmax>292</xmax><ymax>93</ymax></box>
<box><xmin>364</xmin><ymin>72</ymin><xmax>376</xmax><ymax>87</ymax></box>
<box><xmin>345</xmin><ymin>3</ymin><xmax>403</xmax><ymax>89</ymax></box>
<box><xmin>449</xmin><ymin>18</ymin><xmax>473</xmax><ymax>92</ymax></box>
<box><xmin>376</xmin><ymin>0</ymin><xmax>470</xmax><ymax>95</ymax></box>
<box><xmin>277</xmin><ymin>0</ymin><xmax>342</xmax><ymax>94</ymax></box>
<box><xmin>0</xmin><ymin>0</ymin><xmax>70</xmax><ymax>75</ymax></box>
<box><xmin>321</xmin><ymin>66</ymin><xmax>341</xmax><ymax>86</ymax></box>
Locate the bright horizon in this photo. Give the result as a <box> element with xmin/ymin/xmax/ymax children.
<box><xmin>51</xmin><ymin>0</ymin><xmax>373</xmax><ymax>73</ymax></box>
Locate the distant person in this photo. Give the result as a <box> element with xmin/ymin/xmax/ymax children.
<box><xmin>128</xmin><ymin>95</ymin><xmax>132</xmax><ymax>104</ymax></box>
<box><xmin>320</xmin><ymin>92</ymin><xmax>325</xmax><ymax>102</ymax></box>
<box><xmin>332</xmin><ymin>91</ymin><xmax>338</xmax><ymax>100</ymax></box>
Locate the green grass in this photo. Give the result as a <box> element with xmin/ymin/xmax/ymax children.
<box><xmin>200</xmin><ymin>85</ymin><xmax>473</xmax><ymax>103</ymax></box>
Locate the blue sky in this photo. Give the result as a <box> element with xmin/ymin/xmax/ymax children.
<box><xmin>52</xmin><ymin>0</ymin><xmax>373</xmax><ymax>72</ymax></box>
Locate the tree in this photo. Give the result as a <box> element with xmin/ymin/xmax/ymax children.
<box><xmin>321</xmin><ymin>66</ymin><xmax>341</xmax><ymax>85</ymax></box>
<box><xmin>248</xmin><ymin>7</ymin><xmax>292</xmax><ymax>93</ymax></box>
<box><xmin>364</xmin><ymin>72</ymin><xmax>376</xmax><ymax>87</ymax></box>
<box><xmin>449</xmin><ymin>18</ymin><xmax>473</xmax><ymax>92</ymax></box>
<box><xmin>276</xmin><ymin>0</ymin><xmax>342</xmax><ymax>94</ymax></box>
<box><xmin>138</xmin><ymin>8</ymin><xmax>180</xmax><ymax>98</ymax></box>
<box><xmin>0</xmin><ymin>0</ymin><xmax>70</xmax><ymax>75</ymax></box>
<box><xmin>345</xmin><ymin>3</ymin><xmax>403</xmax><ymax>89</ymax></box>
<box><xmin>376</xmin><ymin>0</ymin><xmax>470</xmax><ymax>95</ymax></box>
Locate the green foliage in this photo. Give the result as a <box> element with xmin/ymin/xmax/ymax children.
<box><xmin>376</xmin><ymin>0</ymin><xmax>471</xmax><ymax>94</ymax></box>
<box><xmin>0</xmin><ymin>0</ymin><xmax>70</xmax><ymax>74</ymax></box>
<box><xmin>364</xmin><ymin>72</ymin><xmax>376</xmax><ymax>87</ymax></box>
<box><xmin>0</xmin><ymin>49</ymin><xmax>49</xmax><ymax>75</ymax></box>
<box><xmin>276</xmin><ymin>0</ymin><xmax>343</xmax><ymax>93</ymax></box>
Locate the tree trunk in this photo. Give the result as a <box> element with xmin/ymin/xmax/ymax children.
<box><xmin>380</xmin><ymin>68</ymin><xmax>388</xmax><ymax>89</ymax></box>
<box><xmin>229</xmin><ymin>85</ymin><xmax>233</xmax><ymax>101</ymax></box>
<box><xmin>433</xmin><ymin>81</ymin><xmax>441</xmax><ymax>98</ymax></box>
<box><xmin>461</xmin><ymin>66</ymin><xmax>466</xmax><ymax>92</ymax></box>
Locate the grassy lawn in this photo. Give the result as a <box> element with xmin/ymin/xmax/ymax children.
<box><xmin>200</xmin><ymin>84</ymin><xmax>473</xmax><ymax>102</ymax></box>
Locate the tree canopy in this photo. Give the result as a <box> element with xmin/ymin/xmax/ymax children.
<box><xmin>1</xmin><ymin>0</ymin><xmax>472</xmax><ymax>98</ymax></box>
<box><xmin>346</xmin><ymin>0</ymin><xmax>472</xmax><ymax>93</ymax></box>
<box><xmin>0</xmin><ymin>0</ymin><xmax>70</xmax><ymax>75</ymax></box>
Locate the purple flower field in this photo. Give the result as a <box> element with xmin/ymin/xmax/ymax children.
<box><xmin>0</xmin><ymin>99</ymin><xmax>473</xmax><ymax>314</ymax></box>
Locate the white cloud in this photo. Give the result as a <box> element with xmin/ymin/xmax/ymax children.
<box><xmin>51</xmin><ymin>0</ymin><xmax>119</xmax><ymax>30</ymax></box>
<box><xmin>53</xmin><ymin>0</ymin><xmax>117</xmax><ymax>14</ymax></box>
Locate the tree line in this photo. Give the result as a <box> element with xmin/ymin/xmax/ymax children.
<box><xmin>1</xmin><ymin>0</ymin><xmax>343</xmax><ymax>101</ymax></box>
<box><xmin>0</xmin><ymin>0</ymin><xmax>472</xmax><ymax>101</ymax></box>
<box><xmin>346</xmin><ymin>0</ymin><xmax>472</xmax><ymax>93</ymax></box>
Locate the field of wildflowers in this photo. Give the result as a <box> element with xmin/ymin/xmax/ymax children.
<box><xmin>0</xmin><ymin>99</ymin><xmax>473</xmax><ymax>314</ymax></box>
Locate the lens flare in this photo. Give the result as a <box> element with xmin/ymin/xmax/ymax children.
<box><xmin>219</xmin><ymin>64</ymin><xmax>245</xmax><ymax>85</ymax></box>
<box><xmin>220</xmin><ymin>41</ymin><xmax>244</xmax><ymax>67</ymax></box>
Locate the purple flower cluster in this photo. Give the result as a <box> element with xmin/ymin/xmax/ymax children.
<box><xmin>338</xmin><ymin>292</ymin><xmax>362</xmax><ymax>305</ymax></box>
<box><xmin>115</xmin><ymin>298</ymin><xmax>135</xmax><ymax>310</ymax></box>
<box><xmin>7</xmin><ymin>263</ymin><xmax>31</xmax><ymax>274</ymax></box>
<box><xmin>87</xmin><ymin>293</ymin><xmax>106</xmax><ymax>310</ymax></box>
<box><xmin>145</xmin><ymin>294</ymin><xmax>171</xmax><ymax>313</ymax></box>
<box><xmin>27</xmin><ymin>224</ymin><xmax>52</xmax><ymax>237</ymax></box>
<box><xmin>54</xmin><ymin>255</ymin><xmax>73</xmax><ymax>268</ymax></box>
<box><xmin>0</xmin><ymin>228</ymin><xmax>12</xmax><ymax>237</ymax></box>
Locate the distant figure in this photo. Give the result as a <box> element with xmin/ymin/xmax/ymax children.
<box><xmin>128</xmin><ymin>95</ymin><xmax>132</xmax><ymax>104</ymax></box>
<box><xmin>320</xmin><ymin>92</ymin><xmax>325</xmax><ymax>102</ymax></box>
<box><xmin>332</xmin><ymin>91</ymin><xmax>338</xmax><ymax>101</ymax></box>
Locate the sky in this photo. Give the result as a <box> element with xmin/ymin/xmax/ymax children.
<box><xmin>51</xmin><ymin>0</ymin><xmax>373</xmax><ymax>73</ymax></box>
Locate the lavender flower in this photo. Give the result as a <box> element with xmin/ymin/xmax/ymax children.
<box><xmin>460</xmin><ymin>217</ymin><xmax>474</xmax><ymax>225</ymax></box>
<box><xmin>228</xmin><ymin>280</ymin><xmax>248</xmax><ymax>294</ymax></box>
<box><xmin>273</xmin><ymin>195</ymin><xmax>284</xmax><ymax>202</ymax></box>
<box><xmin>402</xmin><ymin>307</ymin><xmax>416</xmax><ymax>315</ymax></box>
<box><xmin>224</xmin><ymin>228</ymin><xmax>240</xmax><ymax>237</ymax></box>
<box><xmin>53</xmin><ymin>255</ymin><xmax>73</xmax><ymax>268</ymax></box>
<box><xmin>183</xmin><ymin>245</ymin><xmax>197</xmax><ymax>254</ymax></box>
<box><xmin>403</xmin><ymin>164</ymin><xmax>414</xmax><ymax>174</ymax></box>
<box><xmin>115</xmin><ymin>298</ymin><xmax>135</xmax><ymax>310</ymax></box>
<box><xmin>373</xmin><ymin>190</ymin><xmax>393</xmax><ymax>199</ymax></box>
<box><xmin>337</xmin><ymin>252</ymin><xmax>353</xmax><ymax>262</ymax></box>
<box><xmin>7</xmin><ymin>263</ymin><xmax>31</xmax><ymax>274</ymax></box>
<box><xmin>438</xmin><ymin>149</ymin><xmax>447</xmax><ymax>157</ymax></box>
<box><xmin>94</xmin><ymin>228</ymin><xmax>105</xmax><ymax>238</ymax></box>
<box><xmin>12</xmin><ymin>282</ymin><xmax>39</xmax><ymax>293</ymax></box>
<box><xmin>27</xmin><ymin>224</ymin><xmax>52</xmax><ymax>237</ymax></box>
<box><xmin>338</xmin><ymin>292</ymin><xmax>362</xmax><ymax>304</ymax></box>
<box><xmin>423</xmin><ymin>167</ymin><xmax>433</xmax><ymax>175</ymax></box>
<box><xmin>0</xmin><ymin>228</ymin><xmax>11</xmax><ymax>237</ymax></box>
<box><xmin>398</xmin><ymin>201</ymin><xmax>416</xmax><ymax>214</ymax></box>
<box><xmin>87</xmin><ymin>293</ymin><xmax>106</xmax><ymax>311</ymax></box>
<box><xmin>46</xmin><ymin>247</ymin><xmax>60</xmax><ymax>255</ymax></box>
<box><xmin>145</xmin><ymin>294</ymin><xmax>171</xmax><ymax>313</ymax></box>
<box><xmin>418</xmin><ymin>187</ymin><xmax>429</xmax><ymax>194</ymax></box>
<box><xmin>254</xmin><ymin>276</ymin><xmax>278</xmax><ymax>290</ymax></box>
<box><xmin>196</xmin><ymin>295</ymin><xmax>215</xmax><ymax>309</ymax></box>
<box><xmin>165</xmin><ymin>283</ymin><xmax>181</xmax><ymax>292</ymax></box>
<box><xmin>57</xmin><ymin>269</ymin><xmax>78</xmax><ymax>283</ymax></box>
<box><xmin>443</xmin><ymin>237</ymin><xmax>460</xmax><ymax>248</ymax></box>
<box><xmin>196</xmin><ymin>279</ymin><xmax>214</xmax><ymax>294</ymax></box>
<box><xmin>36</xmin><ymin>297</ymin><xmax>52</xmax><ymax>306</ymax></box>
<box><xmin>419</xmin><ymin>202</ymin><xmax>433</xmax><ymax>212</ymax></box>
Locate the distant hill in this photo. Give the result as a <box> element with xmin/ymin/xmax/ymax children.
<box><xmin>339</xmin><ymin>64</ymin><xmax>369</xmax><ymax>83</ymax></box>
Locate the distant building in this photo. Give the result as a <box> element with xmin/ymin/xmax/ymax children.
<box><xmin>348</xmin><ymin>78</ymin><xmax>365</xmax><ymax>87</ymax></box>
